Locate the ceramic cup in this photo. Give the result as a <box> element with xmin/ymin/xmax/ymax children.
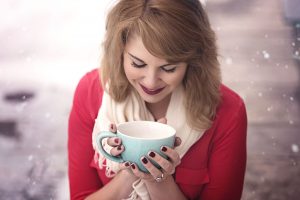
<box><xmin>96</xmin><ymin>121</ymin><xmax>176</xmax><ymax>172</ymax></box>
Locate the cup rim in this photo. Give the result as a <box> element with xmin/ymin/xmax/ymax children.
<box><xmin>116</xmin><ymin>120</ymin><xmax>176</xmax><ymax>140</ymax></box>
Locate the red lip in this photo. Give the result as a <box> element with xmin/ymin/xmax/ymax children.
<box><xmin>140</xmin><ymin>84</ymin><xmax>165</xmax><ymax>95</ymax></box>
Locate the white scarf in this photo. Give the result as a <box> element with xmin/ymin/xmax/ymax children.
<box><xmin>92</xmin><ymin>85</ymin><xmax>205</xmax><ymax>200</ymax></box>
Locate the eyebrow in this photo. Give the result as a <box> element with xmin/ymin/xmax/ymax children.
<box><xmin>128</xmin><ymin>52</ymin><xmax>175</xmax><ymax>68</ymax></box>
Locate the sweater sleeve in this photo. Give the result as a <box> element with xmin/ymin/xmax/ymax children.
<box><xmin>68</xmin><ymin>70</ymin><xmax>103</xmax><ymax>200</ymax></box>
<box><xmin>201</xmin><ymin>100</ymin><xmax>247</xmax><ymax>200</ymax></box>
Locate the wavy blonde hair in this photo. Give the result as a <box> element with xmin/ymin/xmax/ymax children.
<box><xmin>100</xmin><ymin>0</ymin><xmax>221</xmax><ymax>131</ymax></box>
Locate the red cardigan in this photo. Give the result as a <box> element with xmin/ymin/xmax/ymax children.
<box><xmin>68</xmin><ymin>69</ymin><xmax>247</xmax><ymax>200</ymax></box>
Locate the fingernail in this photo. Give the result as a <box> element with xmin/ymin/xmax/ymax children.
<box><xmin>161</xmin><ymin>146</ymin><xmax>167</xmax><ymax>152</ymax></box>
<box><xmin>114</xmin><ymin>138</ymin><xmax>119</xmax><ymax>144</ymax></box>
<box><xmin>110</xmin><ymin>124</ymin><xmax>113</xmax><ymax>130</ymax></box>
<box><xmin>125</xmin><ymin>162</ymin><xmax>130</xmax><ymax>167</ymax></box>
<box><xmin>131</xmin><ymin>163</ymin><xmax>136</xmax><ymax>169</ymax></box>
<box><xmin>142</xmin><ymin>157</ymin><xmax>148</xmax><ymax>164</ymax></box>
<box><xmin>117</xmin><ymin>146</ymin><xmax>122</xmax><ymax>151</ymax></box>
<box><xmin>149</xmin><ymin>151</ymin><xmax>155</xmax><ymax>158</ymax></box>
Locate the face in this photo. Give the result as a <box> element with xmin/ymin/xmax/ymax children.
<box><xmin>123</xmin><ymin>35</ymin><xmax>187</xmax><ymax>106</ymax></box>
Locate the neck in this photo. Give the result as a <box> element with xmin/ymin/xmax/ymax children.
<box><xmin>146</xmin><ymin>94</ymin><xmax>171</xmax><ymax>121</ymax></box>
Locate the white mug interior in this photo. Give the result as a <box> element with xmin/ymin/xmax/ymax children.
<box><xmin>117</xmin><ymin>121</ymin><xmax>175</xmax><ymax>140</ymax></box>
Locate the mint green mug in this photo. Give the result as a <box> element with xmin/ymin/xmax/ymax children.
<box><xmin>96</xmin><ymin>121</ymin><xmax>176</xmax><ymax>172</ymax></box>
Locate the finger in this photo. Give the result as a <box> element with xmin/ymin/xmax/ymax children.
<box><xmin>130</xmin><ymin>163</ymin><xmax>151</xmax><ymax>180</ymax></box>
<box><xmin>141</xmin><ymin>156</ymin><xmax>168</xmax><ymax>180</ymax></box>
<box><xmin>156</xmin><ymin>117</ymin><xmax>167</xmax><ymax>124</ymax></box>
<box><xmin>110</xmin><ymin>145</ymin><xmax>124</xmax><ymax>156</ymax></box>
<box><xmin>147</xmin><ymin>151</ymin><xmax>174</xmax><ymax>174</ymax></box>
<box><xmin>108</xmin><ymin>123</ymin><xmax>117</xmax><ymax>133</ymax></box>
<box><xmin>174</xmin><ymin>137</ymin><xmax>182</xmax><ymax>147</ymax></box>
<box><xmin>160</xmin><ymin>146</ymin><xmax>181</xmax><ymax>166</ymax></box>
<box><xmin>107</xmin><ymin>137</ymin><xmax>121</xmax><ymax>146</ymax></box>
<box><xmin>119</xmin><ymin>161</ymin><xmax>131</xmax><ymax>170</ymax></box>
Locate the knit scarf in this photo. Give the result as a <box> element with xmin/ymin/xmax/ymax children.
<box><xmin>92</xmin><ymin>85</ymin><xmax>205</xmax><ymax>200</ymax></box>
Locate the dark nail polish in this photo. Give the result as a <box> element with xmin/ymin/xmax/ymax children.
<box><xmin>110</xmin><ymin>124</ymin><xmax>113</xmax><ymax>130</ymax></box>
<box><xmin>149</xmin><ymin>151</ymin><xmax>155</xmax><ymax>158</ymax></box>
<box><xmin>161</xmin><ymin>146</ymin><xmax>167</xmax><ymax>152</ymax></box>
<box><xmin>131</xmin><ymin>163</ymin><xmax>136</xmax><ymax>169</ymax></box>
<box><xmin>125</xmin><ymin>162</ymin><xmax>130</xmax><ymax>167</ymax></box>
<box><xmin>114</xmin><ymin>138</ymin><xmax>119</xmax><ymax>144</ymax></box>
<box><xmin>142</xmin><ymin>157</ymin><xmax>148</xmax><ymax>164</ymax></box>
<box><xmin>117</xmin><ymin>146</ymin><xmax>122</xmax><ymax>150</ymax></box>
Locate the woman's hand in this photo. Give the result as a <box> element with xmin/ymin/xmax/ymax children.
<box><xmin>129</xmin><ymin>117</ymin><xmax>182</xmax><ymax>183</ymax></box>
<box><xmin>104</xmin><ymin>124</ymin><xmax>132</xmax><ymax>171</ymax></box>
<box><xmin>105</xmin><ymin>119</ymin><xmax>182</xmax><ymax>182</ymax></box>
<box><xmin>130</xmin><ymin>145</ymin><xmax>181</xmax><ymax>183</ymax></box>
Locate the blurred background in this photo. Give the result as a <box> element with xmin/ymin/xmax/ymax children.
<box><xmin>0</xmin><ymin>0</ymin><xmax>299</xmax><ymax>199</ymax></box>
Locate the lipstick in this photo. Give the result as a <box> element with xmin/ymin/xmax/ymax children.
<box><xmin>140</xmin><ymin>84</ymin><xmax>165</xmax><ymax>95</ymax></box>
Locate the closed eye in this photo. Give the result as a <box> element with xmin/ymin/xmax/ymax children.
<box><xmin>161</xmin><ymin>66</ymin><xmax>177</xmax><ymax>73</ymax></box>
<box><xmin>131</xmin><ymin>61</ymin><xmax>147</xmax><ymax>68</ymax></box>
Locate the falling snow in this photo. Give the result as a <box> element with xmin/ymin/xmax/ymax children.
<box><xmin>262</xmin><ymin>50</ymin><xmax>270</xmax><ymax>59</ymax></box>
<box><xmin>28</xmin><ymin>155</ymin><xmax>34</xmax><ymax>161</ymax></box>
<box><xmin>285</xmin><ymin>65</ymin><xmax>289</xmax><ymax>69</ymax></box>
<box><xmin>291</xmin><ymin>144</ymin><xmax>299</xmax><ymax>153</ymax></box>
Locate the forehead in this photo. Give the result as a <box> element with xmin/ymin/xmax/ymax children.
<box><xmin>125</xmin><ymin>35</ymin><xmax>146</xmax><ymax>52</ymax></box>
<box><xmin>125</xmin><ymin>35</ymin><xmax>168</xmax><ymax>64</ymax></box>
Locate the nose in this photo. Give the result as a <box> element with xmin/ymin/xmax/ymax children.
<box><xmin>143</xmin><ymin>68</ymin><xmax>160</xmax><ymax>89</ymax></box>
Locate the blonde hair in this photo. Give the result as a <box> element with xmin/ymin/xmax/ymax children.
<box><xmin>100</xmin><ymin>0</ymin><xmax>221</xmax><ymax>131</ymax></box>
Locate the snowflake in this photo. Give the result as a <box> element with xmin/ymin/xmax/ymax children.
<box><xmin>262</xmin><ymin>50</ymin><xmax>270</xmax><ymax>59</ymax></box>
<box><xmin>291</xmin><ymin>144</ymin><xmax>299</xmax><ymax>153</ymax></box>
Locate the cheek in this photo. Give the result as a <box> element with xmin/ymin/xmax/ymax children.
<box><xmin>124</xmin><ymin>62</ymin><xmax>141</xmax><ymax>81</ymax></box>
<box><xmin>164</xmin><ymin>69</ymin><xmax>187</xmax><ymax>86</ymax></box>
<box><xmin>172</xmin><ymin>76</ymin><xmax>184</xmax><ymax>86</ymax></box>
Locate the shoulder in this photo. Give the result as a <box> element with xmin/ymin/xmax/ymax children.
<box><xmin>72</xmin><ymin>68</ymin><xmax>104</xmax><ymax>120</ymax></box>
<box><xmin>208</xmin><ymin>84</ymin><xmax>247</xmax><ymax>141</ymax></box>
<box><xmin>219</xmin><ymin>84</ymin><xmax>244</xmax><ymax>109</ymax></box>
<box><xmin>217</xmin><ymin>84</ymin><xmax>246</xmax><ymax>119</ymax></box>
<box><xmin>75</xmin><ymin>68</ymin><xmax>103</xmax><ymax>94</ymax></box>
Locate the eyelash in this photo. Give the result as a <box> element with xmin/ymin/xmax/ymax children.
<box><xmin>131</xmin><ymin>62</ymin><xmax>176</xmax><ymax>73</ymax></box>
<box><xmin>131</xmin><ymin>62</ymin><xmax>146</xmax><ymax>68</ymax></box>
<box><xmin>163</xmin><ymin>67</ymin><xmax>176</xmax><ymax>73</ymax></box>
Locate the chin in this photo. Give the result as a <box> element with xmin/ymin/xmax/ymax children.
<box><xmin>140</xmin><ymin>92</ymin><xmax>171</xmax><ymax>105</ymax></box>
<box><xmin>140</xmin><ymin>95</ymin><xmax>162</xmax><ymax>104</ymax></box>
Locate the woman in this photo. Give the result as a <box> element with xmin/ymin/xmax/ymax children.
<box><xmin>68</xmin><ymin>0</ymin><xmax>247</xmax><ymax>199</ymax></box>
